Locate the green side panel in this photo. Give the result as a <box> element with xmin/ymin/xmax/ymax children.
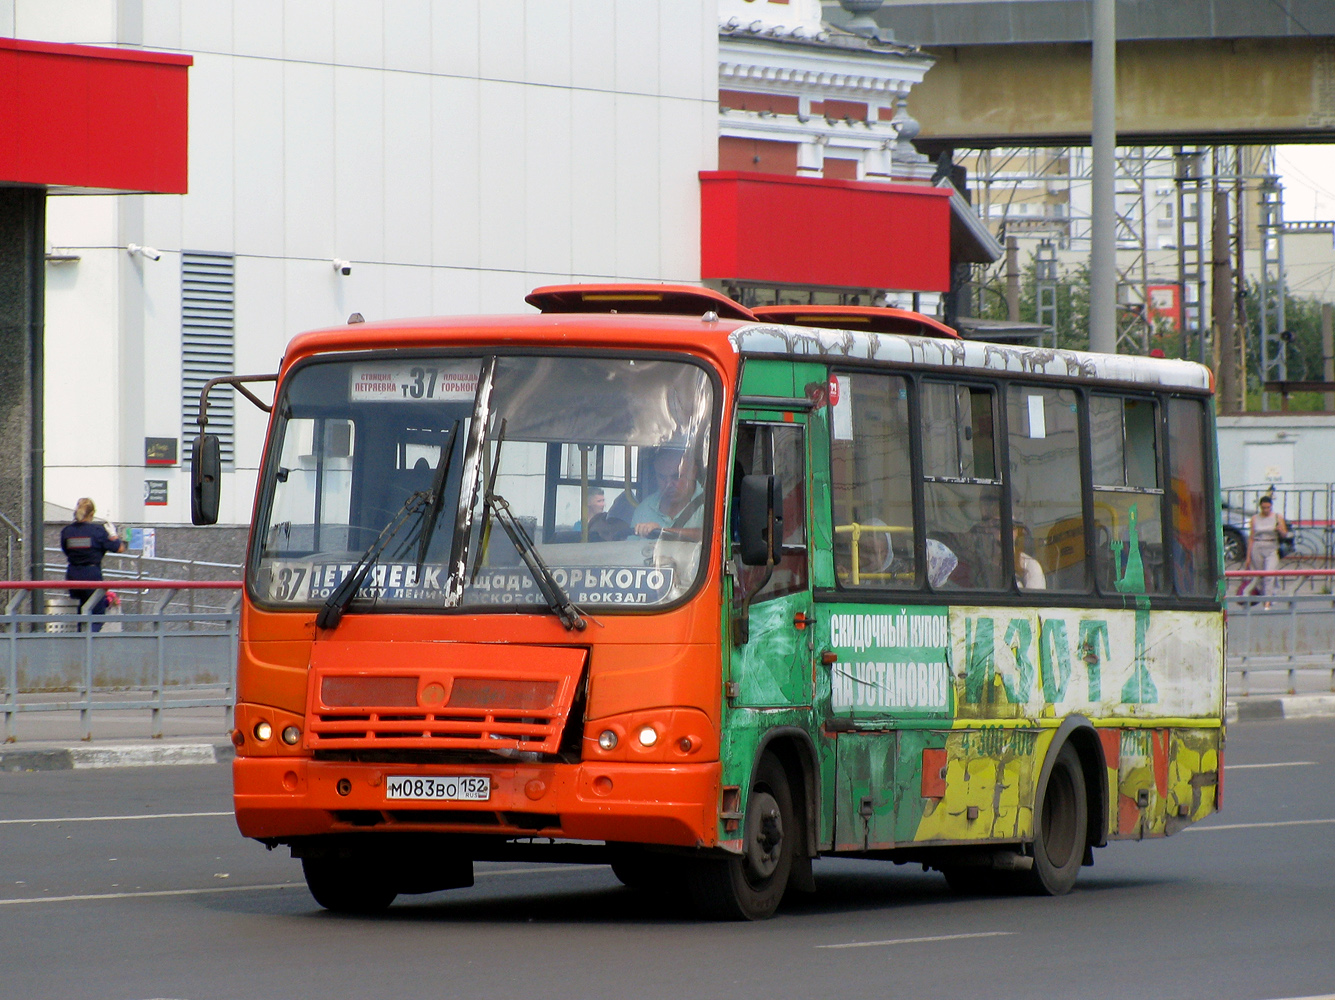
<box><xmin>817</xmin><ymin>731</ymin><xmax>837</xmax><ymax>848</ymax></box>
<box><xmin>731</xmin><ymin>591</ymin><xmax>814</xmax><ymax>707</ymax></box>
<box><xmin>890</xmin><ymin>728</ymin><xmax>947</xmax><ymax>843</ymax></box>
<box><xmin>717</xmin><ymin>707</ymin><xmax>817</xmax><ymax>843</ymax></box>
<box><xmin>739</xmin><ymin>359</ymin><xmax>796</xmax><ymax>397</ymax></box>
<box><xmin>833</xmin><ymin>732</ymin><xmax>897</xmax><ymax>850</ymax></box>
<box><xmin>793</xmin><ymin>361</ymin><xmax>835</xmax><ymax>589</ymax></box>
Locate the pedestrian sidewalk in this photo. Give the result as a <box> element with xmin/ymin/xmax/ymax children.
<box><xmin>1</xmin><ymin>706</ymin><xmax>233</xmax><ymax>771</ymax></box>
<box><xmin>1228</xmin><ymin>693</ymin><xmax>1335</xmax><ymax>722</ymax></box>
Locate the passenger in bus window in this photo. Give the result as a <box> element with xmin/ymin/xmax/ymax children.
<box><xmin>1013</xmin><ymin>524</ymin><xmax>1047</xmax><ymax>590</ymax></box>
<box><xmin>843</xmin><ymin>518</ymin><xmax>895</xmax><ymax>585</ymax></box>
<box><xmin>632</xmin><ymin>450</ymin><xmax>703</xmax><ymax>540</ymax></box>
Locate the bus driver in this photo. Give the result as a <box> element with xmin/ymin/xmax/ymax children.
<box><xmin>632</xmin><ymin>449</ymin><xmax>704</xmax><ymax>541</ymax></box>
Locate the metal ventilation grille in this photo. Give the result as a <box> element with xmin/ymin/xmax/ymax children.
<box><xmin>181</xmin><ymin>252</ymin><xmax>235</xmax><ymax>465</ymax></box>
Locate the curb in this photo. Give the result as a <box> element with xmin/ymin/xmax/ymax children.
<box><xmin>0</xmin><ymin>742</ymin><xmax>235</xmax><ymax>772</ymax></box>
<box><xmin>1229</xmin><ymin>693</ymin><xmax>1335</xmax><ymax>723</ymax></box>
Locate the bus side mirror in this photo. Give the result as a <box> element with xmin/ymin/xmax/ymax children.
<box><xmin>738</xmin><ymin>474</ymin><xmax>783</xmax><ymax>566</ymax></box>
<box><xmin>191</xmin><ymin>433</ymin><xmax>221</xmax><ymax>525</ymax></box>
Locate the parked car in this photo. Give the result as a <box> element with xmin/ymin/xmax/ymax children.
<box><xmin>1221</xmin><ymin>501</ymin><xmax>1248</xmax><ymax>565</ymax></box>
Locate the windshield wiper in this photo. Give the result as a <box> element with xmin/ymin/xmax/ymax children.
<box><xmin>486</xmin><ymin>491</ymin><xmax>586</xmax><ymax>632</ymax></box>
<box><xmin>416</xmin><ymin>421</ymin><xmax>461</xmax><ymax>571</ymax></box>
<box><xmin>316</xmin><ymin>492</ymin><xmax>429</xmax><ymax>631</ymax></box>
<box><xmin>469</xmin><ymin>418</ymin><xmax>507</xmax><ymax>584</ymax></box>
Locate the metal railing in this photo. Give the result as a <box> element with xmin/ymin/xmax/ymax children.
<box><xmin>1225</xmin><ymin>568</ymin><xmax>1335</xmax><ymax>696</ymax></box>
<box><xmin>0</xmin><ymin>580</ymin><xmax>242</xmax><ymax>741</ymax></box>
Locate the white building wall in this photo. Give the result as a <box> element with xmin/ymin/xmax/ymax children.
<box><xmin>22</xmin><ymin>1</ymin><xmax>719</xmax><ymax>527</ymax></box>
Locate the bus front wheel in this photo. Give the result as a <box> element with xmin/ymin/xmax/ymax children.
<box><xmin>302</xmin><ymin>856</ymin><xmax>398</xmax><ymax>914</ymax></box>
<box><xmin>686</xmin><ymin>755</ymin><xmax>795</xmax><ymax>920</ymax></box>
<box><xmin>1025</xmin><ymin>743</ymin><xmax>1088</xmax><ymax>896</ymax></box>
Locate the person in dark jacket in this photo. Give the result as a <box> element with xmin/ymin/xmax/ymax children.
<box><xmin>60</xmin><ymin>498</ymin><xmax>125</xmax><ymax>631</ymax></box>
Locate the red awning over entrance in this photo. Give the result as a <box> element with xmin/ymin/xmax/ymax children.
<box><xmin>699</xmin><ymin>171</ymin><xmax>953</xmax><ymax>293</ymax></box>
<box><xmin>0</xmin><ymin>36</ymin><xmax>191</xmax><ymax>193</ymax></box>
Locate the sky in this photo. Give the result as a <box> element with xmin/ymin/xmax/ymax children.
<box><xmin>1276</xmin><ymin>145</ymin><xmax>1335</xmax><ymax>221</ymax></box>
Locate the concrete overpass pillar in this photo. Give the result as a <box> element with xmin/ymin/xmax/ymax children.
<box><xmin>1089</xmin><ymin>0</ymin><xmax>1117</xmax><ymax>354</ymax></box>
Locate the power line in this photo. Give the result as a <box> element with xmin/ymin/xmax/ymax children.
<box><xmin>1264</xmin><ymin>0</ymin><xmax>1315</xmax><ymax>35</ymax></box>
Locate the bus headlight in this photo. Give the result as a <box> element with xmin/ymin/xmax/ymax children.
<box><xmin>281</xmin><ymin>725</ymin><xmax>301</xmax><ymax>746</ymax></box>
<box><xmin>253</xmin><ymin>721</ymin><xmax>272</xmax><ymax>742</ymax></box>
<box><xmin>598</xmin><ymin>730</ymin><xmax>618</xmax><ymax>750</ymax></box>
<box><xmin>637</xmin><ymin>725</ymin><xmax>659</xmax><ymax>748</ymax></box>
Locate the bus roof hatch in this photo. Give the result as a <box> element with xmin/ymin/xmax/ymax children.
<box><xmin>526</xmin><ymin>283</ymin><xmax>757</xmax><ymax>322</ymax></box>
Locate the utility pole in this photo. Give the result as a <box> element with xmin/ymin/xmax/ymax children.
<box><xmin>1005</xmin><ymin>236</ymin><xmax>1020</xmax><ymax>322</ymax></box>
<box><xmin>1212</xmin><ymin>187</ymin><xmax>1236</xmax><ymax>412</ymax></box>
<box><xmin>1088</xmin><ymin>0</ymin><xmax>1117</xmax><ymax>354</ymax></box>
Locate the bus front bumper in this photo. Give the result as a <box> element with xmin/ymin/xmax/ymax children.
<box><xmin>233</xmin><ymin>755</ymin><xmax>721</xmax><ymax>849</ymax></box>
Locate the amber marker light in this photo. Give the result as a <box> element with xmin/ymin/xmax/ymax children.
<box><xmin>253</xmin><ymin>721</ymin><xmax>272</xmax><ymax>742</ymax></box>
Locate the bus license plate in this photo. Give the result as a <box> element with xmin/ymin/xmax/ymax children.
<box><xmin>385</xmin><ymin>775</ymin><xmax>490</xmax><ymax>802</ymax></box>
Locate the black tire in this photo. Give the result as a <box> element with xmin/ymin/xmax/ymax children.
<box><xmin>686</xmin><ymin>755</ymin><xmax>795</xmax><ymax>921</ymax></box>
<box><xmin>302</xmin><ymin>856</ymin><xmax>398</xmax><ymax>914</ymax></box>
<box><xmin>1023</xmin><ymin>743</ymin><xmax>1088</xmax><ymax>896</ymax></box>
<box><xmin>1222</xmin><ymin>528</ymin><xmax>1245</xmax><ymax>566</ymax></box>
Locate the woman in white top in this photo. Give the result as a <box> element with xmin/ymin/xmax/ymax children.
<box><xmin>1244</xmin><ymin>495</ymin><xmax>1288</xmax><ymax>602</ymax></box>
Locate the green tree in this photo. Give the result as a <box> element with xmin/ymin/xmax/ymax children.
<box><xmin>1241</xmin><ymin>282</ymin><xmax>1330</xmax><ymax>410</ymax></box>
<box><xmin>974</xmin><ymin>255</ymin><xmax>1090</xmax><ymax>351</ymax></box>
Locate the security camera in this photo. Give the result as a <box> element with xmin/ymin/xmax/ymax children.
<box><xmin>332</xmin><ymin>258</ymin><xmax>352</xmax><ymax>276</ymax></box>
<box><xmin>127</xmin><ymin>243</ymin><xmax>162</xmax><ymax>262</ymax></box>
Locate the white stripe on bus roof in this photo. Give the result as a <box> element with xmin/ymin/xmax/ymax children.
<box><xmin>730</xmin><ymin>323</ymin><xmax>1212</xmax><ymax>392</ymax></box>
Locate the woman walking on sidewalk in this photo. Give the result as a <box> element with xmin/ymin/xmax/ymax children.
<box><xmin>1244</xmin><ymin>495</ymin><xmax>1288</xmax><ymax>609</ymax></box>
<box><xmin>60</xmin><ymin>498</ymin><xmax>125</xmax><ymax>631</ymax></box>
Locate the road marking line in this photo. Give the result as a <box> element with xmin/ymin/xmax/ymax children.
<box><xmin>0</xmin><ymin>884</ymin><xmax>301</xmax><ymax>905</ymax></box>
<box><xmin>1257</xmin><ymin>995</ymin><xmax>1335</xmax><ymax>1000</ymax></box>
<box><xmin>0</xmin><ymin>864</ymin><xmax>604</xmax><ymax>906</ymax></box>
<box><xmin>1228</xmin><ymin>762</ymin><xmax>1316</xmax><ymax>770</ymax></box>
<box><xmin>1185</xmin><ymin>818</ymin><xmax>1335</xmax><ymax>833</ymax></box>
<box><xmin>817</xmin><ymin>931</ymin><xmax>1014</xmax><ymax>950</ymax></box>
<box><xmin>0</xmin><ymin>811</ymin><xmax>233</xmax><ymax>826</ymax></box>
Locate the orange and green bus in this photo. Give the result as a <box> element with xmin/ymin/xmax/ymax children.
<box><xmin>194</xmin><ymin>284</ymin><xmax>1224</xmax><ymax>920</ymax></box>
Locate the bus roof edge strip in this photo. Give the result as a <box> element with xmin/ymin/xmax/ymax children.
<box><xmin>728</xmin><ymin>325</ymin><xmax>1211</xmax><ymax>392</ymax></box>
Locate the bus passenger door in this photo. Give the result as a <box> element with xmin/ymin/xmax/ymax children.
<box><xmin>727</xmin><ymin>416</ymin><xmax>815</xmax><ymax>709</ymax></box>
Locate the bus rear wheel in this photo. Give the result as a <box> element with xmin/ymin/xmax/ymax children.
<box><xmin>1024</xmin><ymin>743</ymin><xmax>1088</xmax><ymax>896</ymax></box>
<box><xmin>686</xmin><ymin>755</ymin><xmax>795</xmax><ymax>921</ymax></box>
<box><xmin>301</xmin><ymin>856</ymin><xmax>398</xmax><ymax>914</ymax></box>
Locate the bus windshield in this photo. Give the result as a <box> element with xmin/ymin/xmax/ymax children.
<box><xmin>253</xmin><ymin>353</ymin><xmax>715</xmax><ymax>613</ymax></box>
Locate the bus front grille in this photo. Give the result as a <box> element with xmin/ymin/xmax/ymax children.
<box><xmin>309</xmin><ymin>709</ymin><xmax>560</xmax><ymax>753</ymax></box>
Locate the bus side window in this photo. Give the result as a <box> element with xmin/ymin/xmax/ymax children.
<box><xmin>1090</xmin><ymin>394</ymin><xmax>1167</xmax><ymax>595</ymax></box>
<box><xmin>920</xmin><ymin>381</ymin><xmax>1003</xmax><ymax>590</ymax></box>
<box><xmin>1167</xmin><ymin>397</ymin><xmax>1214</xmax><ymax>597</ymax></box>
<box><xmin>829</xmin><ymin>373</ymin><xmax>917</xmax><ymax>588</ymax></box>
<box><xmin>1007</xmin><ymin>386</ymin><xmax>1084</xmax><ymax>591</ymax></box>
<box><xmin>733</xmin><ymin>422</ymin><xmax>807</xmax><ymax>601</ymax></box>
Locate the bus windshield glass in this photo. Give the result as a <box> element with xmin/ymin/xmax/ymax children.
<box><xmin>253</xmin><ymin>353</ymin><xmax>715</xmax><ymax>613</ymax></box>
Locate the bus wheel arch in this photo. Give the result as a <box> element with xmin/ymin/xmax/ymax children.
<box><xmin>1028</xmin><ymin>717</ymin><xmax>1109</xmax><ymax>893</ymax></box>
<box><xmin>751</xmin><ymin>726</ymin><xmax>821</xmax><ymax>862</ymax></box>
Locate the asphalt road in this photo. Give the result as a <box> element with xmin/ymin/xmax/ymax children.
<box><xmin>1</xmin><ymin>720</ymin><xmax>1332</xmax><ymax>1000</ymax></box>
